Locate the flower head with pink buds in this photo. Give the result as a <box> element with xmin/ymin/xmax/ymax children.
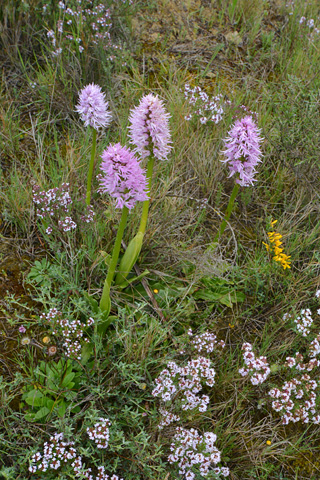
<box><xmin>76</xmin><ymin>83</ymin><xmax>111</xmax><ymax>130</ymax></box>
<box><xmin>99</xmin><ymin>143</ymin><xmax>148</xmax><ymax>210</ymax></box>
<box><xmin>221</xmin><ymin>115</ymin><xmax>263</xmax><ymax>186</ymax></box>
<box><xmin>128</xmin><ymin>94</ymin><xmax>172</xmax><ymax>161</ymax></box>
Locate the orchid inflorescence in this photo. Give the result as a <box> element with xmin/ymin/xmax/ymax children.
<box><xmin>221</xmin><ymin>115</ymin><xmax>263</xmax><ymax>187</ymax></box>
<box><xmin>76</xmin><ymin>84</ymin><xmax>112</xmax><ymax>130</ymax></box>
<box><xmin>29</xmin><ymin>432</ymin><xmax>123</xmax><ymax>480</ymax></box>
<box><xmin>98</xmin><ymin>143</ymin><xmax>148</xmax><ymax>210</ymax></box>
<box><xmin>128</xmin><ymin>93</ymin><xmax>172</xmax><ymax>161</ymax></box>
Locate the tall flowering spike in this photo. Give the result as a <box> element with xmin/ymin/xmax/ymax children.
<box><xmin>99</xmin><ymin>143</ymin><xmax>148</xmax><ymax>210</ymax></box>
<box><xmin>128</xmin><ymin>93</ymin><xmax>172</xmax><ymax>161</ymax></box>
<box><xmin>221</xmin><ymin>115</ymin><xmax>263</xmax><ymax>186</ymax></box>
<box><xmin>76</xmin><ymin>83</ymin><xmax>111</xmax><ymax>129</ymax></box>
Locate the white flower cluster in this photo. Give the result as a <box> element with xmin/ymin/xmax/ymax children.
<box><xmin>29</xmin><ymin>433</ymin><xmax>77</xmax><ymax>473</ymax></box>
<box><xmin>58</xmin><ymin>216</ymin><xmax>77</xmax><ymax>232</ymax></box>
<box><xmin>188</xmin><ymin>329</ymin><xmax>225</xmax><ymax>354</ymax></box>
<box><xmin>269</xmin><ymin>373</ymin><xmax>320</xmax><ymax>425</ymax></box>
<box><xmin>309</xmin><ymin>334</ymin><xmax>320</xmax><ymax>357</ymax></box>
<box><xmin>41</xmin><ymin>308</ymin><xmax>94</xmax><ymax>360</ymax></box>
<box><xmin>81</xmin><ymin>205</ymin><xmax>95</xmax><ymax>223</ymax></box>
<box><xmin>183</xmin><ymin>84</ymin><xmax>224</xmax><ymax>125</ymax></box>
<box><xmin>33</xmin><ymin>183</ymin><xmax>77</xmax><ymax>234</ymax></box>
<box><xmin>294</xmin><ymin>308</ymin><xmax>313</xmax><ymax>336</ymax></box>
<box><xmin>269</xmin><ymin>330</ymin><xmax>320</xmax><ymax>425</ymax></box>
<box><xmin>239</xmin><ymin>343</ymin><xmax>270</xmax><ymax>385</ymax></box>
<box><xmin>158</xmin><ymin>408</ymin><xmax>180</xmax><ymax>430</ymax></box>
<box><xmin>87</xmin><ymin>418</ymin><xmax>111</xmax><ymax>448</ymax></box>
<box><xmin>168</xmin><ymin>428</ymin><xmax>229</xmax><ymax>480</ymax></box>
<box><xmin>152</xmin><ymin>357</ymin><xmax>216</xmax><ymax>413</ymax></box>
<box><xmin>44</xmin><ymin>0</ymin><xmax>127</xmax><ymax>57</ymax></box>
<box><xmin>29</xmin><ymin>432</ymin><xmax>124</xmax><ymax>479</ymax></box>
<box><xmin>33</xmin><ymin>183</ymin><xmax>72</xmax><ymax>218</ymax></box>
<box><xmin>299</xmin><ymin>16</ymin><xmax>320</xmax><ymax>34</ymax></box>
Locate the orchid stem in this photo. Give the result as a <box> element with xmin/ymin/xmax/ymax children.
<box><xmin>138</xmin><ymin>155</ymin><xmax>155</xmax><ymax>235</ymax></box>
<box><xmin>100</xmin><ymin>206</ymin><xmax>129</xmax><ymax>312</ymax></box>
<box><xmin>86</xmin><ymin>128</ymin><xmax>97</xmax><ymax>206</ymax></box>
<box><xmin>212</xmin><ymin>182</ymin><xmax>240</xmax><ymax>245</ymax></box>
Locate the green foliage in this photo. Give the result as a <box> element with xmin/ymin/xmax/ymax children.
<box><xmin>2</xmin><ymin>0</ymin><xmax>320</xmax><ymax>478</ymax></box>
<box><xmin>193</xmin><ymin>276</ymin><xmax>245</xmax><ymax>309</ymax></box>
<box><xmin>22</xmin><ymin>359</ymin><xmax>81</xmax><ymax>422</ymax></box>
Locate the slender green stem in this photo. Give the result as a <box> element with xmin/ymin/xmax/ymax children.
<box><xmin>100</xmin><ymin>206</ymin><xmax>129</xmax><ymax>311</ymax></box>
<box><xmin>213</xmin><ymin>182</ymin><xmax>240</xmax><ymax>244</ymax></box>
<box><xmin>138</xmin><ymin>155</ymin><xmax>155</xmax><ymax>235</ymax></box>
<box><xmin>86</xmin><ymin>128</ymin><xmax>97</xmax><ymax>206</ymax></box>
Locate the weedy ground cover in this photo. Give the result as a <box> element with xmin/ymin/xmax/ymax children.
<box><xmin>1</xmin><ymin>0</ymin><xmax>320</xmax><ymax>478</ymax></box>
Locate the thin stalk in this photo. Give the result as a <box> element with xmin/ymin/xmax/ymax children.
<box><xmin>100</xmin><ymin>206</ymin><xmax>129</xmax><ymax>312</ymax></box>
<box><xmin>138</xmin><ymin>155</ymin><xmax>155</xmax><ymax>235</ymax></box>
<box><xmin>86</xmin><ymin>128</ymin><xmax>97</xmax><ymax>206</ymax></box>
<box><xmin>213</xmin><ymin>182</ymin><xmax>240</xmax><ymax>244</ymax></box>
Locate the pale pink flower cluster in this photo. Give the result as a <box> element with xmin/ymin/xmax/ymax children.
<box><xmin>41</xmin><ymin>308</ymin><xmax>94</xmax><ymax>360</ymax></box>
<box><xmin>168</xmin><ymin>428</ymin><xmax>229</xmax><ymax>479</ymax></box>
<box><xmin>99</xmin><ymin>143</ymin><xmax>148</xmax><ymax>210</ymax></box>
<box><xmin>158</xmin><ymin>408</ymin><xmax>180</xmax><ymax>430</ymax></box>
<box><xmin>128</xmin><ymin>94</ymin><xmax>172</xmax><ymax>161</ymax></box>
<box><xmin>29</xmin><ymin>432</ymin><xmax>124</xmax><ymax>480</ymax></box>
<box><xmin>152</xmin><ymin>357</ymin><xmax>215</xmax><ymax>413</ymax></box>
<box><xmin>183</xmin><ymin>84</ymin><xmax>224</xmax><ymax>125</ymax></box>
<box><xmin>239</xmin><ymin>343</ymin><xmax>270</xmax><ymax>385</ymax></box>
<box><xmin>76</xmin><ymin>83</ymin><xmax>112</xmax><ymax>130</ymax></box>
<box><xmin>188</xmin><ymin>328</ymin><xmax>226</xmax><ymax>354</ymax></box>
<box><xmin>87</xmin><ymin>418</ymin><xmax>111</xmax><ymax>448</ymax></box>
<box><xmin>221</xmin><ymin>116</ymin><xmax>263</xmax><ymax>186</ymax></box>
<box><xmin>32</xmin><ymin>183</ymin><xmax>78</xmax><ymax>234</ymax></box>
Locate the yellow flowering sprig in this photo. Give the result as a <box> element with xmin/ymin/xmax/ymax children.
<box><xmin>263</xmin><ymin>220</ymin><xmax>291</xmax><ymax>270</ymax></box>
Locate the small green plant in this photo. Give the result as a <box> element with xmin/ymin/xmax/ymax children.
<box><xmin>22</xmin><ymin>358</ymin><xmax>81</xmax><ymax>422</ymax></box>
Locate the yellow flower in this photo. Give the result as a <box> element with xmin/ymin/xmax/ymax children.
<box><xmin>153</xmin><ymin>289</ymin><xmax>159</xmax><ymax>294</ymax></box>
<box><xmin>266</xmin><ymin>440</ymin><xmax>271</xmax><ymax>445</ymax></box>
<box><xmin>262</xmin><ymin>242</ymin><xmax>270</xmax><ymax>251</ymax></box>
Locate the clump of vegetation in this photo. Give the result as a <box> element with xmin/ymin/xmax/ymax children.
<box><xmin>1</xmin><ymin>0</ymin><xmax>320</xmax><ymax>479</ymax></box>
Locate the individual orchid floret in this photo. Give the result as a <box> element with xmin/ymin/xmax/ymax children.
<box><xmin>76</xmin><ymin>83</ymin><xmax>112</xmax><ymax>129</ymax></box>
<box><xmin>128</xmin><ymin>93</ymin><xmax>172</xmax><ymax>161</ymax></box>
<box><xmin>221</xmin><ymin>115</ymin><xmax>263</xmax><ymax>186</ymax></box>
<box><xmin>99</xmin><ymin>143</ymin><xmax>149</xmax><ymax>210</ymax></box>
